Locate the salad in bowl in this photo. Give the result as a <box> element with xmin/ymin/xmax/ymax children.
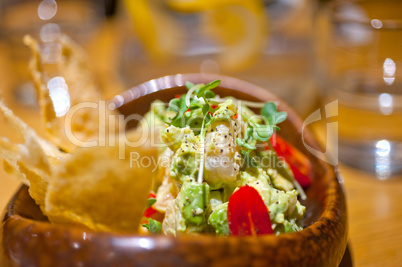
<box><xmin>1</xmin><ymin>74</ymin><xmax>347</xmax><ymax>267</ymax></box>
<box><xmin>140</xmin><ymin>80</ymin><xmax>310</xmax><ymax>237</ymax></box>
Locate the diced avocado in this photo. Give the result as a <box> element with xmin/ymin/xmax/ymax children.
<box><xmin>170</xmin><ymin>145</ymin><xmax>198</xmax><ymax>184</ymax></box>
<box><xmin>257</xmin><ymin>150</ymin><xmax>296</xmax><ymax>190</ymax></box>
<box><xmin>273</xmin><ymin>218</ymin><xmax>303</xmax><ymax>235</ymax></box>
<box><xmin>162</xmin><ymin>126</ymin><xmax>197</xmax><ymax>152</ymax></box>
<box><xmin>186</xmin><ymin>108</ymin><xmax>203</xmax><ymax>135</ymax></box>
<box><xmin>208</xmin><ymin>202</ymin><xmax>230</xmax><ymax>236</ymax></box>
<box><xmin>170</xmin><ymin>150</ymin><xmax>198</xmax><ymax>183</ymax></box>
<box><xmin>167</xmin><ymin>126</ymin><xmax>200</xmax><ymax>184</ymax></box>
<box><xmin>180</xmin><ymin>182</ymin><xmax>210</xmax><ymax>228</ymax></box>
<box><xmin>212</xmin><ymin>99</ymin><xmax>237</xmax><ymax>122</ymax></box>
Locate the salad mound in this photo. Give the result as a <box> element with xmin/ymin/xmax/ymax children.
<box><xmin>142</xmin><ymin>80</ymin><xmax>309</xmax><ymax>236</ymax></box>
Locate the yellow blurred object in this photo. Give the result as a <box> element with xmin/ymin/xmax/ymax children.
<box><xmin>202</xmin><ymin>0</ymin><xmax>267</xmax><ymax>71</ymax></box>
<box><xmin>123</xmin><ymin>0</ymin><xmax>183</xmax><ymax>62</ymax></box>
<box><xmin>167</xmin><ymin>0</ymin><xmax>219</xmax><ymax>12</ymax></box>
<box><xmin>124</xmin><ymin>0</ymin><xmax>267</xmax><ymax>71</ymax></box>
<box><xmin>167</xmin><ymin>0</ymin><xmax>259</xmax><ymax>12</ymax></box>
<box><xmin>168</xmin><ymin>0</ymin><xmax>267</xmax><ymax>71</ymax></box>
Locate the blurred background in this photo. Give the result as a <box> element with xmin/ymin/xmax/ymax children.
<box><xmin>0</xmin><ymin>0</ymin><xmax>401</xmax><ymax>266</ymax></box>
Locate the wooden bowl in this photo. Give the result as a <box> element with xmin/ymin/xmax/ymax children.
<box><xmin>1</xmin><ymin>74</ymin><xmax>348</xmax><ymax>266</ymax></box>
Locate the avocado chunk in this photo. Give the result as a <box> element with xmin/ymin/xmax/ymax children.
<box><xmin>180</xmin><ymin>182</ymin><xmax>210</xmax><ymax>228</ymax></box>
<box><xmin>208</xmin><ymin>202</ymin><xmax>230</xmax><ymax>236</ymax></box>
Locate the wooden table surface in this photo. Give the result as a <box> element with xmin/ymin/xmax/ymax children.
<box><xmin>0</xmin><ymin>19</ymin><xmax>402</xmax><ymax>267</ymax></box>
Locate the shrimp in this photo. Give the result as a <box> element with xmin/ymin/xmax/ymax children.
<box><xmin>203</xmin><ymin>118</ymin><xmax>242</xmax><ymax>189</ymax></box>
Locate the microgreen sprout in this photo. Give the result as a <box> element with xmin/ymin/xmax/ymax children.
<box><xmin>147</xmin><ymin>198</ymin><xmax>156</xmax><ymax>208</ymax></box>
<box><xmin>236</xmin><ymin>102</ymin><xmax>287</xmax><ymax>167</ymax></box>
<box><xmin>166</xmin><ymin>80</ymin><xmax>221</xmax><ymax>183</ymax></box>
<box><xmin>142</xmin><ymin>218</ymin><xmax>162</xmax><ymax>234</ymax></box>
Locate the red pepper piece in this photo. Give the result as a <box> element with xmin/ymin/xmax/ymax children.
<box><xmin>141</xmin><ymin>192</ymin><xmax>164</xmax><ymax>224</ymax></box>
<box><xmin>269</xmin><ymin>133</ymin><xmax>312</xmax><ymax>188</ymax></box>
<box><xmin>144</xmin><ymin>192</ymin><xmax>157</xmax><ymax>218</ymax></box>
<box><xmin>143</xmin><ymin>206</ymin><xmax>157</xmax><ymax>218</ymax></box>
<box><xmin>289</xmin><ymin>164</ymin><xmax>311</xmax><ymax>188</ymax></box>
<box><xmin>174</xmin><ymin>94</ymin><xmax>181</xmax><ymax>99</ymax></box>
<box><xmin>228</xmin><ymin>185</ymin><xmax>273</xmax><ymax>236</ymax></box>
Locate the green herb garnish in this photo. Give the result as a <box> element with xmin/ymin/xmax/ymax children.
<box><xmin>147</xmin><ymin>198</ymin><xmax>156</xmax><ymax>208</ymax></box>
<box><xmin>142</xmin><ymin>218</ymin><xmax>162</xmax><ymax>234</ymax></box>
<box><xmin>167</xmin><ymin>80</ymin><xmax>220</xmax><ymax>129</ymax></box>
<box><xmin>261</xmin><ymin>102</ymin><xmax>287</xmax><ymax>125</ymax></box>
<box><xmin>236</xmin><ymin>102</ymin><xmax>287</xmax><ymax>167</ymax></box>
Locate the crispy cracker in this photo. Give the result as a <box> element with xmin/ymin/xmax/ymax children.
<box><xmin>24</xmin><ymin>35</ymin><xmax>118</xmax><ymax>153</ymax></box>
<box><xmin>45</xmin><ymin>130</ymin><xmax>158</xmax><ymax>233</ymax></box>
<box><xmin>0</xmin><ymin>100</ymin><xmax>63</xmax><ymax>211</ymax></box>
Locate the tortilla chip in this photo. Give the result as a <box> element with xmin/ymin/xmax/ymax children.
<box><xmin>0</xmin><ymin>99</ymin><xmax>63</xmax><ymax>212</ymax></box>
<box><xmin>24</xmin><ymin>35</ymin><xmax>119</xmax><ymax>153</ymax></box>
<box><xmin>45</xmin><ymin>130</ymin><xmax>158</xmax><ymax>233</ymax></box>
